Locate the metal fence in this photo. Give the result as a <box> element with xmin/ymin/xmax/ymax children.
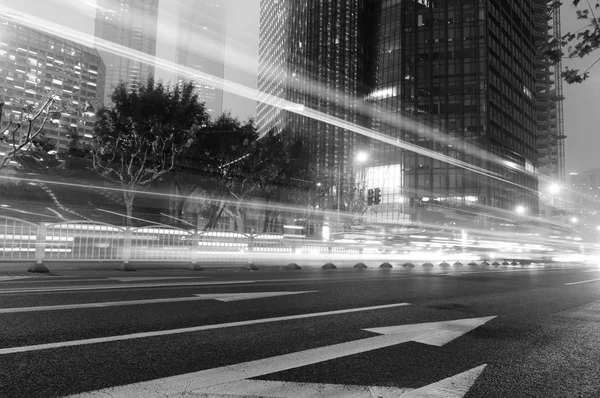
<box><xmin>0</xmin><ymin>216</ymin><xmax>364</xmax><ymax>263</ymax></box>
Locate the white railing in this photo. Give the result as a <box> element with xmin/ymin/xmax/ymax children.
<box><xmin>0</xmin><ymin>216</ymin><xmax>363</xmax><ymax>263</ymax></box>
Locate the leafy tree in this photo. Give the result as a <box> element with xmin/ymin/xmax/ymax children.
<box><xmin>550</xmin><ymin>0</ymin><xmax>600</xmax><ymax>83</ymax></box>
<box><xmin>180</xmin><ymin>113</ymin><xmax>257</xmax><ymax>230</ymax></box>
<box><xmin>92</xmin><ymin>78</ymin><xmax>206</xmax><ymax>225</ymax></box>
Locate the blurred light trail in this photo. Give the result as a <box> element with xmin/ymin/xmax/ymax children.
<box><xmin>0</xmin><ymin>5</ymin><xmax>538</xmax><ymax>197</ymax></box>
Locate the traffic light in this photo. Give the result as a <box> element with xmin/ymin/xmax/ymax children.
<box><xmin>374</xmin><ymin>188</ymin><xmax>381</xmax><ymax>204</ymax></box>
<box><xmin>367</xmin><ymin>189</ymin><xmax>374</xmax><ymax>206</ymax></box>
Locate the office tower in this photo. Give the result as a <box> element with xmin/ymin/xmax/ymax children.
<box><xmin>368</xmin><ymin>0</ymin><xmax>541</xmax><ymax>224</ymax></box>
<box><xmin>94</xmin><ymin>0</ymin><xmax>159</xmax><ymax>105</ymax></box>
<box><xmin>0</xmin><ymin>17</ymin><xmax>105</xmax><ymax>150</ymax></box>
<box><xmin>156</xmin><ymin>0</ymin><xmax>226</xmax><ymax>116</ymax></box>
<box><xmin>258</xmin><ymin>0</ymin><xmax>378</xmax><ymax>201</ymax></box>
<box><xmin>259</xmin><ymin>0</ymin><xmax>549</xmax><ymax>225</ymax></box>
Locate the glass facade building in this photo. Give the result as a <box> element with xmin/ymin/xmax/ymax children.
<box><xmin>0</xmin><ymin>18</ymin><xmax>105</xmax><ymax>150</ymax></box>
<box><xmin>367</xmin><ymin>0</ymin><xmax>539</xmax><ymax>225</ymax></box>
<box><xmin>156</xmin><ymin>0</ymin><xmax>226</xmax><ymax>117</ymax></box>
<box><xmin>259</xmin><ymin>0</ymin><xmax>544</xmax><ymax>226</ymax></box>
<box><xmin>258</xmin><ymin>0</ymin><xmax>377</xmax><ymax>204</ymax></box>
<box><xmin>94</xmin><ymin>0</ymin><xmax>159</xmax><ymax>105</ymax></box>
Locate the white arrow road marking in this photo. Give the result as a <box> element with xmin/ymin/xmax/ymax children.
<box><xmin>163</xmin><ymin>366</ymin><xmax>486</xmax><ymax>398</ymax></box>
<box><xmin>180</xmin><ymin>379</ymin><xmax>411</xmax><ymax>397</ymax></box>
<box><xmin>0</xmin><ymin>280</ymin><xmax>257</xmax><ymax>294</ymax></box>
<box><xmin>0</xmin><ymin>291</ymin><xmax>317</xmax><ymax>313</ymax></box>
<box><xmin>565</xmin><ymin>277</ymin><xmax>600</xmax><ymax>285</ymax></box>
<box><xmin>364</xmin><ymin>316</ymin><xmax>497</xmax><ymax>347</ymax></box>
<box><xmin>402</xmin><ymin>364</ymin><xmax>486</xmax><ymax>397</ymax></box>
<box><xmin>0</xmin><ymin>302</ymin><xmax>410</xmax><ymax>355</ymax></box>
<box><xmin>68</xmin><ymin>316</ymin><xmax>495</xmax><ymax>398</ymax></box>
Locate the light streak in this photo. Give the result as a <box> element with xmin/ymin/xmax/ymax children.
<box><xmin>0</xmin><ymin>5</ymin><xmax>536</xmax><ymax>196</ymax></box>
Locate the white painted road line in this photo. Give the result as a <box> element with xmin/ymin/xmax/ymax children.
<box><xmin>0</xmin><ymin>291</ymin><xmax>318</xmax><ymax>314</ymax></box>
<box><xmin>194</xmin><ymin>291</ymin><xmax>317</xmax><ymax>302</ymax></box>
<box><xmin>565</xmin><ymin>277</ymin><xmax>600</xmax><ymax>285</ymax></box>
<box><xmin>0</xmin><ymin>302</ymin><xmax>411</xmax><ymax>355</ymax></box>
<box><xmin>68</xmin><ymin>316</ymin><xmax>493</xmax><ymax>398</ymax></box>
<box><xmin>107</xmin><ymin>277</ymin><xmax>206</xmax><ymax>282</ymax></box>
<box><xmin>0</xmin><ymin>276</ymin><xmax>31</xmax><ymax>281</ymax></box>
<box><xmin>0</xmin><ymin>280</ymin><xmax>257</xmax><ymax>294</ymax></box>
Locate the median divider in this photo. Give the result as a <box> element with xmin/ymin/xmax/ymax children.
<box><xmin>242</xmin><ymin>262</ymin><xmax>259</xmax><ymax>271</ymax></box>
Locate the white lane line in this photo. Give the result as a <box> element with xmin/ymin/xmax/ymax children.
<box><xmin>0</xmin><ymin>302</ymin><xmax>410</xmax><ymax>355</ymax></box>
<box><xmin>0</xmin><ymin>280</ymin><xmax>257</xmax><ymax>294</ymax></box>
<box><xmin>0</xmin><ymin>276</ymin><xmax>31</xmax><ymax>281</ymax></box>
<box><xmin>565</xmin><ymin>277</ymin><xmax>600</xmax><ymax>285</ymax></box>
<box><xmin>0</xmin><ymin>278</ymin><xmax>108</xmax><ymax>284</ymax></box>
<box><xmin>108</xmin><ymin>277</ymin><xmax>206</xmax><ymax>282</ymax></box>
<box><xmin>0</xmin><ymin>291</ymin><xmax>317</xmax><ymax>314</ymax></box>
<box><xmin>194</xmin><ymin>291</ymin><xmax>317</xmax><ymax>302</ymax></box>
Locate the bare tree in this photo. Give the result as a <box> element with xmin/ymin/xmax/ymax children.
<box><xmin>0</xmin><ymin>94</ymin><xmax>62</xmax><ymax>171</ymax></box>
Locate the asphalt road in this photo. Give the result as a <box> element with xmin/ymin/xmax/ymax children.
<box><xmin>1</xmin><ymin>263</ymin><xmax>600</xmax><ymax>397</ymax></box>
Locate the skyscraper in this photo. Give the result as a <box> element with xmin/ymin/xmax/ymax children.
<box><xmin>259</xmin><ymin>0</ymin><xmax>557</xmax><ymax>225</ymax></box>
<box><xmin>368</xmin><ymin>0</ymin><xmax>540</xmax><ymax>225</ymax></box>
<box><xmin>0</xmin><ymin>17</ymin><xmax>105</xmax><ymax>150</ymax></box>
<box><xmin>94</xmin><ymin>0</ymin><xmax>159</xmax><ymax>105</ymax></box>
<box><xmin>258</xmin><ymin>0</ymin><xmax>378</xmax><ymax>199</ymax></box>
<box><xmin>155</xmin><ymin>0</ymin><xmax>227</xmax><ymax>116</ymax></box>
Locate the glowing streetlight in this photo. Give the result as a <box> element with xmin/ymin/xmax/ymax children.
<box><xmin>516</xmin><ymin>205</ymin><xmax>526</xmax><ymax>215</ymax></box>
<box><xmin>355</xmin><ymin>151</ymin><xmax>369</xmax><ymax>163</ymax></box>
<box><xmin>549</xmin><ymin>183</ymin><xmax>561</xmax><ymax>195</ymax></box>
<box><xmin>571</xmin><ymin>217</ymin><xmax>578</xmax><ymax>224</ymax></box>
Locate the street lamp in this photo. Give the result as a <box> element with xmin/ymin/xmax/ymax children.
<box><xmin>549</xmin><ymin>183</ymin><xmax>561</xmax><ymax>195</ymax></box>
<box><xmin>356</xmin><ymin>150</ymin><xmax>369</xmax><ymax>164</ymax></box>
<box><xmin>516</xmin><ymin>205</ymin><xmax>526</xmax><ymax>215</ymax></box>
<box><xmin>571</xmin><ymin>216</ymin><xmax>578</xmax><ymax>224</ymax></box>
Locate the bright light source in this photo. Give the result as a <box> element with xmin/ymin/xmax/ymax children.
<box><xmin>549</xmin><ymin>183</ymin><xmax>561</xmax><ymax>194</ymax></box>
<box><xmin>596</xmin><ymin>225</ymin><xmax>600</xmax><ymax>231</ymax></box>
<box><xmin>322</xmin><ymin>224</ymin><xmax>330</xmax><ymax>241</ymax></box>
<box><xmin>355</xmin><ymin>151</ymin><xmax>369</xmax><ymax>163</ymax></box>
<box><xmin>516</xmin><ymin>205</ymin><xmax>526</xmax><ymax>214</ymax></box>
<box><xmin>571</xmin><ymin>217</ymin><xmax>578</xmax><ymax>223</ymax></box>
